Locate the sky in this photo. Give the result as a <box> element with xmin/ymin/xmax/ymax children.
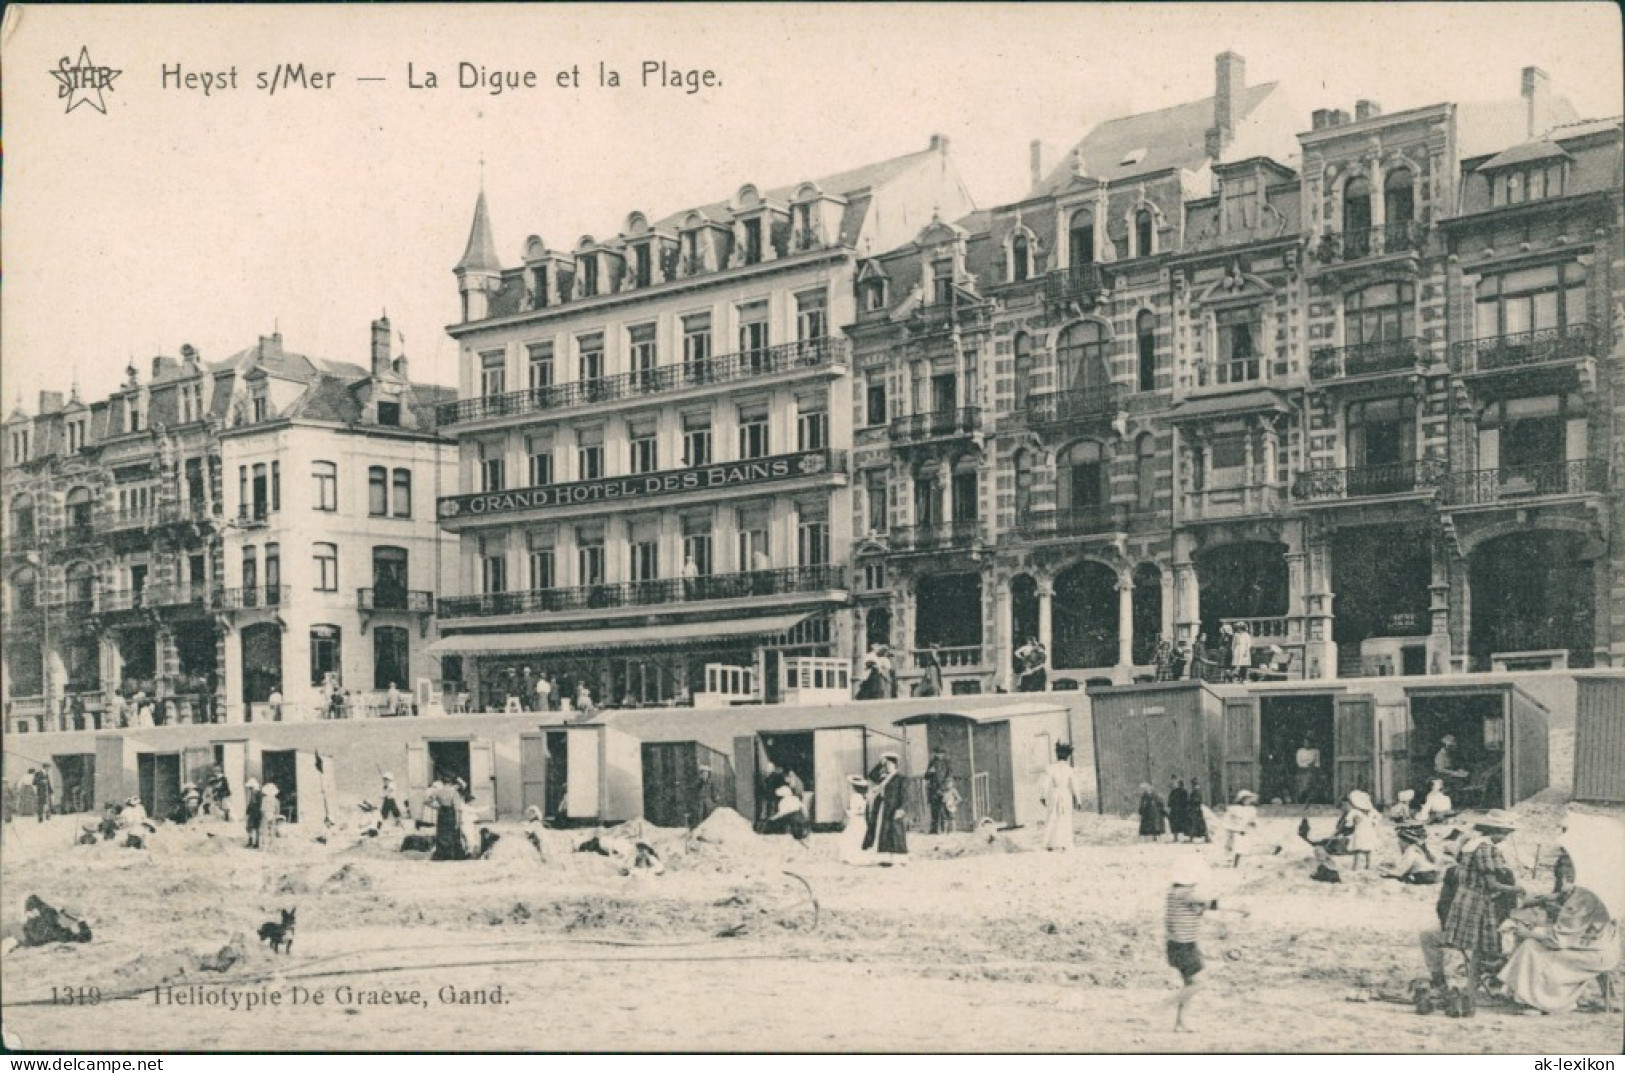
<box><xmin>3</xmin><ymin>2</ymin><xmax>1621</xmax><ymax>410</ymax></box>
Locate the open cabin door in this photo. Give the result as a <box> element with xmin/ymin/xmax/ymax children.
<box><xmin>519</xmin><ymin>733</ymin><xmax>547</xmax><ymax>818</ymax></box>
<box><xmin>469</xmin><ymin>738</ymin><xmax>496</xmax><ymax>820</ymax></box>
<box><xmin>405</xmin><ymin>742</ymin><xmax>428</xmax><ymax>821</ymax></box>
<box><xmin>1333</xmin><ymin>695</ymin><xmax>1377</xmax><ymax>801</ymax></box>
<box><xmin>1222</xmin><ymin>698</ymin><xmax>1260</xmax><ymax>805</ymax></box>
<box><xmin>294</xmin><ymin>750</ymin><xmax>325</xmax><ymax>825</ymax></box>
<box><xmin>566</xmin><ymin>727</ymin><xmax>601</xmax><ymax>820</ymax></box>
<box><xmin>182</xmin><ymin>746</ymin><xmax>214</xmax><ymax>790</ymax></box>
<box><xmin>813</xmin><ymin>727</ymin><xmax>864</xmax><ymax>826</ymax></box>
<box><xmin>733</xmin><ymin>736</ymin><xmax>759</xmax><ymax>824</ymax></box>
<box><xmin>96</xmin><ymin>736</ymin><xmax>136</xmax><ymax>807</ymax></box>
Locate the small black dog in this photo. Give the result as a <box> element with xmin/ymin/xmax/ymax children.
<box><xmin>257</xmin><ymin>908</ymin><xmax>296</xmax><ymax>954</ymax></box>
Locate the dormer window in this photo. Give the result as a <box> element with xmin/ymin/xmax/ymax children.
<box><xmin>1134</xmin><ymin>209</ymin><xmax>1155</xmax><ymax>258</ymax></box>
<box><xmin>377</xmin><ymin>401</ymin><xmax>401</xmax><ymax>427</ymax></box>
<box><xmin>251</xmin><ymin>395</ymin><xmax>267</xmax><ymax>423</ymax></box>
<box><xmin>531</xmin><ymin>265</ymin><xmax>549</xmax><ymax>308</ymax></box>
<box><xmin>1010</xmin><ymin>233</ymin><xmax>1031</xmax><ymax>282</ymax></box>
<box><xmin>67</xmin><ymin>419</ymin><xmax>86</xmax><ymax>452</ymax></box>
<box><xmin>1068</xmin><ymin>209</ymin><xmax>1095</xmax><ymax>266</ymax></box>
<box><xmin>128</xmin><ymin>400</ymin><xmax>145</xmax><ymax>433</ymax></box>
<box><xmin>861</xmin><ymin>277</ymin><xmax>887</xmax><ymax>311</ymax></box>
<box><xmin>932</xmin><ymin>260</ymin><xmax>954</xmax><ymax>305</ymax></box>
<box><xmin>1384</xmin><ymin>168</ymin><xmax>1415</xmax><ymax>225</ymax></box>
<box><xmin>1224</xmin><ymin>173</ymin><xmax>1259</xmax><ymax>232</ymax></box>
<box><xmin>1491</xmin><ymin>161</ymin><xmax>1566</xmax><ymax>206</ymax></box>
<box><xmin>8</xmin><ymin>429</ymin><xmax>28</xmax><ymax>464</ymax></box>
<box><xmin>633</xmin><ymin>243</ymin><xmax>652</xmax><ymax>288</ymax></box>
<box><xmin>743</xmin><ymin>218</ymin><xmax>763</xmax><ymax>265</ymax></box>
<box><xmin>580</xmin><ymin>254</ymin><xmax>599</xmax><ymax>297</ymax></box>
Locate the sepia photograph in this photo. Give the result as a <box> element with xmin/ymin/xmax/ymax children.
<box><xmin>1</xmin><ymin>1</ymin><xmax>1622</xmax><ymax>1055</ymax></box>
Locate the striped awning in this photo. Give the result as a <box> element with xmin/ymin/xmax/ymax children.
<box><xmin>428</xmin><ymin>612</ymin><xmax>811</xmax><ymax>657</ymax></box>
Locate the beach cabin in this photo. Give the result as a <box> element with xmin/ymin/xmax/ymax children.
<box><xmin>517</xmin><ymin>723</ymin><xmax>643</xmax><ymax>826</ymax></box>
<box><xmin>893</xmin><ymin>702</ymin><xmax>1073</xmax><ymax>830</ymax></box>
<box><xmin>1403</xmin><ymin>682</ymin><xmax>1549</xmax><ymax>810</ymax></box>
<box><xmin>406</xmin><ymin>734</ymin><xmax>498</xmax><ymax>822</ymax></box>
<box><xmin>1089</xmin><ymin>682</ymin><xmax>1226</xmax><ymax>816</ymax></box>
<box><xmin>740</xmin><ymin>724</ymin><xmax>906</xmax><ymax>828</ymax></box>
<box><xmin>640</xmin><ymin>740</ymin><xmax>737</xmax><ymax>828</ymax></box>
<box><xmin>1573</xmin><ymin>672</ymin><xmax>1625</xmax><ymax>804</ymax></box>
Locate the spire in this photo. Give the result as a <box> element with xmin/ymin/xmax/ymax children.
<box><xmin>455</xmin><ymin>188</ymin><xmax>501</xmax><ymax>273</ymax></box>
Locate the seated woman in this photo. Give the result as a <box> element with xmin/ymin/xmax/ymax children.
<box><xmin>1419</xmin><ymin>779</ymin><xmax>1455</xmax><ymax>824</ymax></box>
<box><xmin>1380</xmin><ymin>823</ymin><xmax>1440</xmax><ymax>884</ymax></box>
<box><xmin>1496</xmin><ymin>886</ymin><xmax>1618</xmax><ymax>1014</ymax></box>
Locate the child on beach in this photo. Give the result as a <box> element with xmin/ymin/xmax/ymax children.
<box><xmin>1165</xmin><ymin>857</ymin><xmax>1219</xmax><ymax>1032</ymax></box>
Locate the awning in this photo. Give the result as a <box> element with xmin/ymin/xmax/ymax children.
<box><xmin>1167</xmin><ymin>388</ymin><xmax>1292</xmax><ymax>422</ymax></box>
<box><xmin>893</xmin><ymin>701</ymin><xmax>1069</xmax><ymax>727</ymax></box>
<box><xmin>429</xmin><ymin>612</ymin><xmax>811</xmax><ymax>657</ymax></box>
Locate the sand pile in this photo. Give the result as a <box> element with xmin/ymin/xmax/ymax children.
<box><xmin>319</xmin><ymin>862</ymin><xmax>375</xmax><ymax>893</ymax></box>
<box><xmin>692</xmin><ymin>807</ymin><xmax>754</xmax><ymax>845</ymax></box>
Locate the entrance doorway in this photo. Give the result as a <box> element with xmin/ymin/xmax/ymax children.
<box><xmin>428</xmin><ymin>740</ymin><xmax>472</xmax><ymax>789</ymax></box>
<box><xmin>261</xmin><ymin>749</ymin><xmax>299</xmax><ymax>823</ymax></box>
<box><xmin>53</xmin><ymin>754</ymin><xmax>96</xmax><ymax>814</ymax></box>
<box><xmin>1408</xmin><ymin>694</ymin><xmax>1505</xmax><ymax>809</ymax></box>
<box><xmin>137</xmin><ymin>752</ymin><xmax>182</xmax><ymax>821</ymax></box>
<box><xmin>1259</xmin><ymin>696</ymin><xmax>1334</xmax><ymax>804</ymax></box>
<box><xmin>757</xmin><ymin>731</ymin><xmax>815</xmax><ymax>825</ymax></box>
<box><xmin>542</xmin><ymin>731</ymin><xmax>570</xmax><ymax>820</ymax></box>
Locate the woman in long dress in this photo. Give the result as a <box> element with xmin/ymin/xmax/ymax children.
<box><xmin>839</xmin><ymin>775</ymin><xmax>872</xmax><ymax>864</ymax></box>
<box><xmin>1138</xmin><ymin>783</ymin><xmax>1169</xmax><ymax>842</ymax></box>
<box><xmin>1499</xmin><ymin>886</ymin><xmax>1617</xmax><ymax>1013</ymax></box>
<box><xmin>861</xmin><ymin>754</ymin><xmax>908</xmax><ymax>861</ymax></box>
<box><xmin>1040</xmin><ymin>743</ymin><xmax>1081</xmax><ymax>851</ymax></box>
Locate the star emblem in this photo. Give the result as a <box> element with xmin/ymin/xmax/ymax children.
<box><xmin>51</xmin><ymin>47</ymin><xmax>121</xmax><ymax>115</ymax></box>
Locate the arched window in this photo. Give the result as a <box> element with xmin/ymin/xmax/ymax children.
<box><xmin>65</xmin><ymin>562</ymin><xmax>96</xmax><ymax>607</ymax></box>
<box><xmin>9</xmin><ymin>493</ymin><xmax>35</xmax><ymax>538</ymax></box>
<box><xmin>11</xmin><ymin>565</ymin><xmax>40</xmax><ymax>611</ymax></box>
<box><xmin>1059</xmin><ymin>441</ymin><xmax>1108</xmax><ymax>511</ymax></box>
<box><xmin>951</xmin><ymin>452</ymin><xmax>980</xmax><ymax>523</ymax></box>
<box><xmin>1384</xmin><ymin>167</ymin><xmax>1414</xmax><ymax>227</ymax></box>
<box><xmin>1343</xmin><ymin>175</ymin><xmax>1373</xmax><ymax>254</ymax></box>
<box><xmin>1136</xmin><ymin>433</ymin><xmax>1158</xmax><ymax>511</ymax></box>
<box><xmin>1010</xmin><ymin>233</ymin><xmax>1031</xmax><ymax>282</ymax></box>
<box><xmin>65</xmin><ymin>487</ymin><xmax>95</xmax><ymax>533</ymax></box>
<box><xmin>1013</xmin><ymin>332</ymin><xmax>1035</xmax><ymax>410</ymax></box>
<box><xmin>1068</xmin><ymin>209</ymin><xmax>1095</xmax><ymax>267</ymax></box>
<box><xmin>1134</xmin><ymin>209</ymin><xmax>1155</xmax><ymax>258</ymax></box>
<box><xmin>1056</xmin><ymin>322</ymin><xmax>1110</xmax><ymax>396</ymax></box>
<box><xmin>1136</xmin><ymin>310</ymin><xmax>1157</xmax><ymax>392</ymax></box>
<box><xmin>1013</xmin><ymin>448</ymin><xmax>1036</xmax><ymax>520</ymax></box>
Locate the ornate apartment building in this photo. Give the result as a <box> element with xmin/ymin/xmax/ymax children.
<box><xmin>849</xmin><ymin>55</ymin><xmax>1623</xmax><ymax>693</ymax></box>
<box><xmin>2</xmin><ymin>320</ymin><xmax>458</xmax><ymax>732</ymax></box>
<box><xmin>431</xmin><ymin>139</ymin><xmax>975</xmax><ymax>707</ymax></box>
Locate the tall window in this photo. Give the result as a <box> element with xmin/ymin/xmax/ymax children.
<box><xmin>633</xmin><ymin>243</ymin><xmax>652</xmax><ymax>288</ymax></box>
<box><xmin>309</xmin><ymin>627</ymin><xmax>342</xmax><ymax>688</ymax></box>
<box><xmin>313</xmin><ymin>543</ymin><xmax>338</xmax><ymax>592</ymax></box>
<box><xmin>576</xmin><ymin>529</ymin><xmax>605</xmax><ymax>586</ymax></box>
<box><xmin>313</xmin><ymin>461</ymin><xmax>337</xmax><ymax>511</ymax></box>
<box><xmin>271</xmin><ymin>461</ymin><xmax>280</xmax><ymax>511</ymax></box>
<box><xmin>629</xmin><ymin>421</ymin><xmax>659</xmax><ymax>474</ymax></box>
<box><xmin>11</xmin><ymin>565</ymin><xmax>39</xmax><ymax>611</ymax></box>
<box><xmin>1224</xmin><ymin>174</ymin><xmax>1259</xmax><ymax>232</ymax></box>
<box><xmin>866</xmin><ymin>378</ymin><xmax>889</xmax><ymax>427</ymax></box>
<box><xmin>951</xmin><ymin>460</ymin><xmax>978</xmax><ymax>523</ymax></box>
<box><xmin>577</xmin><ymin>332</ymin><xmax>605</xmax><ymax>382</ymax></box>
<box><xmin>371</xmin><ymin>546</ymin><xmax>408</xmax><ymax>606</ymax></box>
<box><xmin>1010</xmin><ymin>233</ymin><xmax>1031</xmax><ymax>282</ymax></box>
<box><xmin>1136</xmin><ymin>434</ymin><xmax>1158</xmax><ymax>511</ymax></box>
<box><xmin>1474</xmin><ymin>263</ymin><xmax>1587</xmax><ymax>339</ymax></box>
<box><xmin>368</xmin><ymin>466</ymin><xmax>388</xmax><ymax>516</ymax></box>
<box><xmin>527</xmin><ymin>342</ymin><xmax>554</xmax><ymax>390</ymax></box>
<box><xmin>251</xmin><ymin>464</ymin><xmax>269</xmax><ymax>518</ymax></box>
<box><xmin>481</xmin><ymin>549</ymin><xmax>507</xmax><ymax>594</ymax></box>
<box><xmin>738</xmin><ymin>301</ymin><xmax>770</xmax><ymax>364</ymax></box>
<box><xmin>391</xmin><ymin>468</ymin><xmax>412</xmax><ymax>518</ymax></box>
<box><xmin>1013</xmin><ymin>449</ymin><xmax>1035</xmax><ymax>519</ymax></box>
<box><xmin>796</xmin><ymin>290</ymin><xmax>828</xmax><ymax>342</ymax></box>
<box><xmin>1068</xmin><ymin>209</ymin><xmax>1095</xmax><ymax>266</ymax></box>
<box><xmin>682</xmin><ymin>516</ymin><xmax>713</xmax><ymax>576</ymax></box>
<box><xmin>1060</xmin><ymin>441</ymin><xmax>1108</xmax><ymax>510</ymax></box>
<box><xmin>479</xmin><ymin>350</ymin><xmax>506</xmax><ymax>397</ymax></box>
<box><xmin>1013</xmin><ymin>333</ymin><xmax>1034</xmax><ymax>410</ymax></box>
<box><xmin>742</xmin><ymin>218</ymin><xmax>763</xmax><ymax>264</ymax></box>
<box><xmin>527</xmin><ymin>435</ymin><xmax>554</xmax><ymax>487</ymax></box>
<box><xmin>373</xmin><ymin>626</ymin><xmax>410</xmax><ymax>691</ymax></box>
<box><xmin>1134</xmin><ymin>209</ymin><xmax>1155</xmax><ymax>257</ymax></box>
<box><xmin>797</xmin><ymin>507</ymin><xmax>829</xmax><ymax>566</ymax></box>
<box><xmin>242</xmin><ymin>547</ymin><xmax>258</xmax><ymax>597</ymax></box>
<box><xmin>737</xmin><ymin>404</ymin><xmax>769</xmax><ymax>460</ymax></box>
<box><xmin>629</xmin><ymin>539</ymin><xmax>659</xmax><ymax>583</ymax></box>
<box><xmin>480</xmin><ymin>443</ymin><xmax>505</xmax><ymax>492</ymax></box>
<box><xmin>1348</xmin><ymin>397</ymin><xmax>1416</xmax><ymax>470</ymax></box>
<box><xmin>682</xmin><ymin>412</ymin><xmax>712</xmax><ymax>467</ymax></box>
<box><xmin>796</xmin><ymin>395</ymin><xmax>828</xmax><ymax>451</ymax></box>
<box><xmin>628</xmin><ymin>323</ymin><xmax>657</xmax><ymax>383</ymax></box>
<box><xmin>864</xmin><ymin>470</ymin><xmax>888</xmax><ymax>533</ymax></box>
<box><xmin>265</xmin><ymin>543</ymin><xmax>281</xmax><ymax>596</ymax></box>
<box><xmin>9</xmin><ymin>494</ymin><xmax>35</xmax><ymax>538</ymax></box>
<box><xmin>1057</xmin><ymin>321</ymin><xmax>1110</xmax><ymax>395</ymax></box>
<box><xmin>1384</xmin><ymin>168</ymin><xmax>1414</xmax><ymax>226</ymax></box>
<box><xmin>1347</xmin><ymin>282</ymin><xmax>1415</xmax><ymax>346</ymax></box>
<box><xmin>528</xmin><ymin>531</ymin><xmax>556</xmax><ymax>590</ymax></box>
<box><xmin>736</xmin><ymin>513</ymin><xmax>769</xmax><ymax>571</ymax></box>
<box><xmin>67</xmin><ymin>419</ymin><xmax>85</xmax><ymax>452</ymax></box>
<box><xmin>1216</xmin><ymin>306</ymin><xmax>1263</xmax><ymax>384</ymax></box>
<box><xmin>682</xmin><ymin>312</ymin><xmax>712</xmax><ymax>371</ymax></box>
<box><xmin>1136</xmin><ymin>311</ymin><xmax>1157</xmax><ymax>392</ymax></box>
<box><xmin>576</xmin><ymin>427</ymin><xmax>604</xmax><ymax>480</ymax></box>
<box><xmin>579</xmin><ymin>254</ymin><xmax>599</xmax><ymax>297</ymax></box>
<box><xmin>66</xmin><ymin>562</ymin><xmax>96</xmax><ymax>607</ymax></box>
<box><xmin>1342</xmin><ymin>175</ymin><xmax>1372</xmax><ymax>246</ymax></box>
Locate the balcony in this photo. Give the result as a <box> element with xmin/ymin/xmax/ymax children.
<box><xmin>1440</xmin><ymin>459</ymin><xmax>1609</xmax><ymax>508</ymax></box>
<box><xmin>1013</xmin><ymin>503</ymin><xmax>1129</xmax><ymax>539</ymax></box>
<box><xmin>4</xmin><ymin>525</ymin><xmax>49</xmax><ymax>554</ymax></box>
<box><xmin>1004</xmin><ymin>384</ymin><xmax>1124</xmax><ymax>433</ymax></box>
<box><xmin>97</xmin><ymin>585</ymin><xmax>218</xmax><ymax>613</ymax></box>
<box><xmin>908</xmin><ymin>645</ymin><xmax>984</xmax><ymax>671</ymax></box>
<box><xmin>96</xmin><ymin>507</ymin><xmax>159</xmax><ymax>535</ymax></box>
<box><xmin>159</xmin><ymin>499</ymin><xmax>215</xmax><ymax>526</ymax></box>
<box><xmin>1449</xmin><ymin>322</ymin><xmax>1596</xmax><ymax>376</ymax></box>
<box><xmin>235</xmin><ymin>506</ymin><xmax>271</xmax><ymax>529</ymax></box>
<box><xmin>438</xmin><ymin>564</ymin><xmax>846</xmax><ymax>620</ymax></box>
<box><xmin>435</xmin><ymin>337</ymin><xmax>848</xmax><ymax>428</ymax></box>
<box><xmin>1315</xmin><ymin>220</ymin><xmax>1425</xmax><ymax>264</ymax></box>
<box><xmin>1309</xmin><ymin>338</ymin><xmax>1427</xmax><ymax>382</ymax></box>
<box><xmin>1042</xmin><ymin>265</ymin><xmax>1107</xmax><ymax>310</ymax></box>
<box><xmin>891</xmin><ymin>519</ymin><xmax>980</xmax><ymax>552</ymax></box>
<box><xmin>1180</xmin><ymin>483</ymin><xmax>1283</xmax><ymax>522</ymax></box>
<box><xmin>358</xmin><ymin>587</ymin><xmax>434</xmax><ymax>613</ymax></box>
<box><xmin>1292</xmin><ymin>460</ymin><xmax>1447</xmax><ymax>503</ymax></box>
<box><xmin>218</xmin><ymin>585</ymin><xmax>290</xmax><ymax>610</ymax></box>
<box><xmin>889</xmin><ymin>407</ymin><xmax>981</xmax><ymax>444</ymax></box>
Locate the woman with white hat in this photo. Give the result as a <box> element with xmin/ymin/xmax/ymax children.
<box><xmin>839</xmin><ymin>775</ymin><xmax>872</xmax><ymax>864</ymax></box>
<box><xmin>1437</xmin><ymin>809</ymin><xmax>1524</xmax><ymax>984</ymax></box>
<box><xmin>1344</xmin><ymin>789</ymin><xmax>1379</xmax><ymax>871</ymax></box>
<box><xmin>861</xmin><ymin>752</ymin><xmax>908</xmax><ymax>862</ymax></box>
<box><xmin>258</xmin><ymin>782</ymin><xmax>281</xmax><ymax>843</ymax></box>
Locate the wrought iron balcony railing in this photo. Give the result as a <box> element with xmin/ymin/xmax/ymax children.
<box><xmin>437</xmin><ymin>564</ymin><xmax>846</xmax><ymax>620</ymax></box>
<box><xmin>889</xmin><ymin>407</ymin><xmax>981</xmax><ymax>443</ymax></box>
<box><xmin>1042</xmin><ymin>265</ymin><xmax>1107</xmax><ymax>307</ymax></box>
<box><xmin>1007</xmin><ymin>384</ymin><xmax>1123</xmax><ymax>428</ymax></box>
<box><xmin>358</xmin><ymin>587</ymin><xmax>435</xmax><ymax>612</ymax></box>
<box><xmin>235</xmin><ymin>506</ymin><xmax>271</xmax><ymax>528</ymax></box>
<box><xmin>1292</xmin><ymin>460</ymin><xmax>1448</xmax><ymax>501</ymax></box>
<box><xmin>217</xmin><ymin>585</ymin><xmax>290</xmax><ymax>610</ymax></box>
<box><xmin>96</xmin><ymin>507</ymin><xmax>160</xmax><ymax>534</ymax></box>
<box><xmin>891</xmin><ymin>519</ymin><xmax>981</xmax><ymax>551</ymax></box>
<box><xmin>1309</xmin><ymin>337</ymin><xmax>1427</xmax><ymax>381</ymax></box>
<box><xmin>909</xmin><ymin>645</ymin><xmax>984</xmax><ymax>670</ymax></box>
<box><xmin>1449</xmin><ymin>322</ymin><xmax>1596</xmax><ymax>374</ymax></box>
<box><xmin>1013</xmin><ymin>503</ymin><xmax>1129</xmax><ymax>538</ymax></box>
<box><xmin>435</xmin><ymin>337</ymin><xmax>848</xmax><ymax>427</ymax></box>
<box><xmin>1317</xmin><ymin>220</ymin><xmax>1425</xmax><ymax>263</ymax></box>
<box><xmin>1440</xmin><ymin>459</ymin><xmax>1608</xmax><ymax>507</ymax></box>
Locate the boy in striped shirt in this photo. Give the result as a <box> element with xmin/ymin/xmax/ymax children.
<box><xmin>1166</xmin><ymin>857</ymin><xmax>1221</xmax><ymax>1032</ymax></box>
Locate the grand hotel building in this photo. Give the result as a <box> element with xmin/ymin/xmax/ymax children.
<box><xmin>430</xmin><ymin>140</ymin><xmax>975</xmax><ymax>706</ymax></box>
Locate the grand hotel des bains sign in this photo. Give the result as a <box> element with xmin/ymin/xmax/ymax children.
<box><xmin>437</xmin><ymin>448</ymin><xmax>838</xmax><ymax>520</ymax></box>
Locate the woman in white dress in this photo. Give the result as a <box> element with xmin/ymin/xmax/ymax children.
<box><xmin>1040</xmin><ymin>743</ymin><xmax>1082</xmax><ymax>851</ymax></box>
<box><xmin>839</xmin><ymin>775</ymin><xmax>872</xmax><ymax>864</ymax></box>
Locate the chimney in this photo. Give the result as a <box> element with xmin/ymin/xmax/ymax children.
<box><xmin>1355</xmin><ymin>99</ymin><xmax>1381</xmax><ymax>121</ymax></box>
<box><xmin>1521</xmin><ymin>66</ymin><xmax>1550</xmax><ymax>137</ymax></box>
<box><xmin>371</xmin><ymin>316</ymin><xmax>392</xmax><ymax>376</ymax></box>
<box><xmin>38</xmin><ymin>391</ymin><xmax>64</xmax><ymax>415</ymax></box>
<box><xmin>1215</xmin><ymin>51</ymin><xmax>1246</xmax><ymax>139</ymax></box>
<box><xmin>393</xmin><ymin>354</ymin><xmax>410</xmax><ymax>381</ymax></box>
<box><xmin>1311</xmin><ymin>109</ymin><xmax>1331</xmax><ymax>130</ymax></box>
<box><xmin>1329</xmin><ymin>109</ymin><xmax>1351</xmax><ymax>127</ymax></box>
<box><xmin>1029</xmin><ymin>140</ymin><xmax>1044</xmax><ymax>191</ymax></box>
<box><xmin>152</xmin><ymin>355</ymin><xmax>179</xmax><ymax>379</ymax></box>
<box><xmin>929</xmin><ymin>133</ymin><xmax>950</xmax><ymax>155</ymax></box>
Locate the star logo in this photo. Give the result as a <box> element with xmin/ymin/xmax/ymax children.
<box><xmin>51</xmin><ymin>47</ymin><xmax>121</xmax><ymax>115</ymax></box>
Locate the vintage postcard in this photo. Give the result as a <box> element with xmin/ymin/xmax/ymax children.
<box><xmin>1</xmin><ymin>1</ymin><xmax>1622</xmax><ymax>1055</ymax></box>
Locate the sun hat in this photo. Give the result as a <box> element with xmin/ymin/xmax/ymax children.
<box><xmin>1347</xmin><ymin>789</ymin><xmax>1373</xmax><ymax>811</ymax></box>
<box><xmin>1235</xmin><ymin>789</ymin><xmax>1258</xmax><ymax>804</ymax></box>
<box><xmin>1397</xmin><ymin>789</ymin><xmax>1415</xmax><ymax>802</ymax></box>
<box><xmin>880</xmin><ymin>751</ymin><xmax>900</xmax><ymax>764</ymax></box>
<box><xmin>1475</xmin><ymin>809</ymin><xmax>1517</xmax><ymax>832</ymax></box>
<box><xmin>383</xmin><ymin>772</ymin><xmax>394</xmax><ymax>781</ymax></box>
<box><xmin>847</xmin><ymin>775</ymin><xmax>869</xmax><ymax>788</ymax></box>
<box><xmin>772</xmin><ymin>795</ymin><xmax>804</xmax><ymax>820</ymax></box>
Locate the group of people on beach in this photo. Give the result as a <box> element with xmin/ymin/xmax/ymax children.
<box><xmin>1136</xmin><ymin>778</ymin><xmax>1212</xmax><ymax>843</ymax></box>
